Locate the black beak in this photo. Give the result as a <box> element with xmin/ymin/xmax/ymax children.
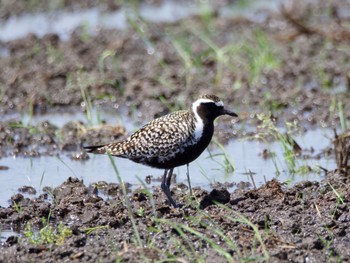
<box><xmin>221</xmin><ymin>108</ymin><xmax>238</xmax><ymax>117</ymax></box>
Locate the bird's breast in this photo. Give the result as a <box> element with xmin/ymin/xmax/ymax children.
<box><xmin>143</xmin><ymin>123</ymin><xmax>214</xmax><ymax>169</ymax></box>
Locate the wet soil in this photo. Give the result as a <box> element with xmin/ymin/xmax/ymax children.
<box><xmin>1</xmin><ymin>171</ymin><xmax>350</xmax><ymax>262</ymax></box>
<box><xmin>1</xmin><ymin>0</ymin><xmax>350</xmax><ymax>262</ymax></box>
<box><xmin>0</xmin><ymin>1</ymin><xmax>349</xmax><ymax>158</ymax></box>
<box><xmin>0</xmin><ymin>1</ymin><xmax>349</xmax><ymax>127</ymax></box>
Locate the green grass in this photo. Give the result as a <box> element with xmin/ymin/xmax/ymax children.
<box><xmin>210</xmin><ymin>137</ymin><xmax>235</xmax><ymax>176</ymax></box>
<box><xmin>24</xmin><ymin>218</ymin><xmax>72</xmax><ymax>245</ymax></box>
<box><xmin>103</xmin><ymin>149</ymin><xmax>269</xmax><ymax>261</ymax></box>
<box><xmin>169</xmin><ymin>36</ymin><xmax>202</xmax><ymax>88</ymax></box>
<box><xmin>190</xmin><ymin>29</ymin><xmax>240</xmax><ymax>85</ymax></box>
<box><xmin>241</xmin><ymin>29</ymin><xmax>280</xmax><ymax>85</ymax></box>
<box><xmin>13</xmin><ymin>201</ymin><xmax>23</xmax><ymax>215</ymax></box>
<box><xmin>328</xmin><ymin>182</ymin><xmax>345</xmax><ymax>219</ymax></box>
<box><xmin>254</xmin><ymin>113</ymin><xmax>300</xmax><ymax>174</ymax></box>
<box><xmin>81</xmin><ymin>225</ymin><xmax>110</xmax><ymax>235</ymax></box>
<box><xmin>127</xmin><ymin>13</ymin><xmax>160</xmax><ymax>61</ymax></box>
<box><xmin>39</xmin><ymin>170</ymin><xmax>46</xmax><ymax>189</ymax></box>
<box><xmin>338</xmin><ymin>101</ymin><xmax>348</xmax><ymax>133</ymax></box>
<box><xmin>168</xmin><ymin>22</ymin><xmax>280</xmax><ymax>90</ymax></box>
<box><xmin>56</xmin><ymin>156</ymin><xmax>78</xmax><ymax>177</ymax></box>
<box><xmin>80</xmin><ymin>22</ymin><xmax>91</xmax><ymax>43</ymax></box>
<box><xmin>136</xmin><ymin>175</ymin><xmax>157</xmax><ymax>217</ymax></box>
<box><xmin>99</xmin><ymin>50</ymin><xmax>115</xmax><ymax>75</ymax></box>
<box><xmin>8</xmin><ymin>121</ymin><xmax>40</xmax><ymax>134</ymax></box>
<box><xmin>107</xmin><ymin>153</ymin><xmax>143</xmax><ymax>248</ymax></box>
<box><xmin>77</xmin><ymin>71</ymin><xmax>102</xmax><ymax>127</ymax></box>
<box><xmin>45</xmin><ymin>43</ymin><xmax>64</xmax><ymax>65</ymax></box>
<box><xmin>222</xmin><ymin>207</ymin><xmax>269</xmax><ymax>261</ymax></box>
<box><xmin>155</xmin><ymin>203</ymin><xmax>269</xmax><ymax>262</ymax></box>
<box><xmin>158</xmin><ymin>95</ymin><xmax>185</xmax><ymax>113</ymax></box>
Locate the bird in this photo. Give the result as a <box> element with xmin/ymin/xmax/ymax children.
<box><xmin>84</xmin><ymin>94</ymin><xmax>238</xmax><ymax>207</ymax></box>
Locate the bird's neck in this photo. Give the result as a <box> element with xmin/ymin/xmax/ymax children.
<box><xmin>190</xmin><ymin>108</ymin><xmax>213</xmax><ymax>142</ymax></box>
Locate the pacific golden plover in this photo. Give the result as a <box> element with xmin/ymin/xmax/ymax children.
<box><xmin>84</xmin><ymin>94</ymin><xmax>238</xmax><ymax>207</ymax></box>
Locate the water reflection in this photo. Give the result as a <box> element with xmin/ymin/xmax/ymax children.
<box><xmin>0</xmin><ymin>0</ymin><xmax>287</xmax><ymax>41</ymax></box>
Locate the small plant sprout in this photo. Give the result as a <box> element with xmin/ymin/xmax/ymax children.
<box><xmin>211</xmin><ymin>137</ymin><xmax>235</xmax><ymax>176</ymax></box>
<box><xmin>191</xmin><ymin>29</ymin><xmax>240</xmax><ymax>85</ymax></box>
<box><xmin>81</xmin><ymin>225</ymin><xmax>110</xmax><ymax>235</ymax></box>
<box><xmin>170</xmin><ymin>37</ymin><xmax>198</xmax><ymax>88</ymax></box>
<box><xmin>158</xmin><ymin>95</ymin><xmax>184</xmax><ymax>113</ymax></box>
<box><xmin>77</xmin><ymin>71</ymin><xmax>102</xmax><ymax>126</ymax></box>
<box><xmin>338</xmin><ymin>101</ymin><xmax>349</xmax><ymax>133</ymax></box>
<box><xmin>157</xmin><ymin>218</ymin><xmax>231</xmax><ymax>262</ymax></box>
<box><xmin>126</xmin><ymin>13</ymin><xmax>162</xmax><ymax>64</ymax></box>
<box><xmin>39</xmin><ymin>170</ymin><xmax>46</xmax><ymax>189</ymax></box>
<box><xmin>136</xmin><ymin>176</ymin><xmax>157</xmax><ymax>217</ymax></box>
<box><xmin>56</xmin><ymin>156</ymin><xmax>78</xmax><ymax>178</ymax></box>
<box><xmin>242</xmin><ymin>29</ymin><xmax>280</xmax><ymax>85</ymax></box>
<box><xmin>45</xmin><ymin>43</ymin><xmax>63</xmax><ymax>65</ymax></box>
<box><xmin>218</xmin><ymin>203</ymin><xmax>270</xmax><ymax>261</ymax></box>
<box><xmin>25</xmin><ymin>219</ymin><xmax>72</xmax><ymax>245</ymax></box>
<box><xmin>13</xmin><ymin>201</ymin><xmax>23</xmax><ymax>215</ymax></box>
<box><xmin>254</xmin><ymin>113</ymin><xmax>305</xmax><ymax>174</ymax></box>
<box><xmin>328</xmin><ymin>182</ymin><xmax>345</xmax><ymax>219</ymax></box>
<box><xmin>80</xmin><ymin>22</ymin><xmax>91</xmax><ymax>43</ymax></box>
<box><xmin>136</xmin><ymin>207</ymin><xmax>145</xmax><ymax>217</ymax></box>
<box><xmin>107</xmin><ymin>153</ymin><xmax>143</xmax><ymax>248</ymax></box>
<box><xmin>98</xmin><ymin>49</ymin><xmax>116</xmax><ymax>78</ymax></box>
<box><xmin>156</xmin><ymin>202</ymin><xmax>269</xmax><ymax>261</ymax></box>
<box><xmin>333</xmin><ymin>129</ymin><xmax>350</xmax><ymax>173</ymax></box>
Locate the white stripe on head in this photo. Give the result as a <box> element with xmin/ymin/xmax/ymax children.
<box><xmin>192</xmin><ymin>98</ymin><xmax>224</xmax><ymax>110</ymax></box>
<box><xmin>191</xmin><ymin>98</ymin><xmax>224</xmax><ymax>140</ymax></box>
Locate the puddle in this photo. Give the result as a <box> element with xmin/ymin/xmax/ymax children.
<box><xmin>0</xmin><ymin>46</ymin><xmax>9</xmax><ymax>57</ymax></box>
<box><xmin>0</xmin><ymin>228</ymin><xmax>20</xmax><ymax>246</ymax></box>
<box><xmin>2</xmin><ymin>106</ymin><xmax>138</xmax><ymax>131</ymax></box>
<box><xmin>0</xmin><ymin>0</ymin><xmax>288</xmax><ymax>42</ymax></box>
<box><xmin>0</xmin><ymin>127</ymin><xmax>336</xmax><ymax>208</ymax></box>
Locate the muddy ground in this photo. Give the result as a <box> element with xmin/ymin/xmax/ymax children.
<box><xmin>1</xmin><ymin>0</ymin><xmax>350</xmax><ymax>262</ymax></box>
<box><xmin>0</xmin><ymin>171</ymin><xmax>349</xmax><ymax>263</ymax></box>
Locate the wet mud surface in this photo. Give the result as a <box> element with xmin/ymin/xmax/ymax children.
<box><xmin>0</xmin><ymin>1</ymin><xmax>349</xmax><ymax>158</ymax></box>
<box><xmin>1</xmin><ymin>172</ymin><xmax>350</xmax><ymax>262</ymax></box>
<box><xmin>1</xmin><ymin>1</ymin><xmax>349</xmax><ymax>127</ymax></box>
<box><xmin>1</xmin><ymin>0</ymin><xmax>350</xmax><ymax>262</ymax></box>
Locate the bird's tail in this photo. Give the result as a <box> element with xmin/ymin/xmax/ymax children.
<box><xmin>83</xmin><ymin>145</ymin><xmax>107</xmax><ymax>154</ymax></box>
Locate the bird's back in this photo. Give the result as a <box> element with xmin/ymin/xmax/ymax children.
<box><xmin>86</xmin><ymin>110</ymin><xmax>200</xmax><ymax>168</ymax></box>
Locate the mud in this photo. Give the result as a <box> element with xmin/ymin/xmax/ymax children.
<box><xmin>0</xmin><ymin>171</ymin><xmax>349</xmax><ymax>262</ymax></box>
<box><xmin>1</xmin><ymin>0</ymin><xmax>350</xmax><ymax>262</ymax></box>
<box><xmin>0</xmin><ymin>119</ymin><xmax>126</xmax><ymax>157</ymax></box>
<box><xmin>0</xmin><ymin>1</ymin><xmax>349</xmax><ymax>157</ymax></box>
<box><xmin>0</xmin><ymin>1</ymin><xmax>349</xmax><ymax>125</ymax></box>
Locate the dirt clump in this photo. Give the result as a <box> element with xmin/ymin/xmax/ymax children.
<box><xmin>0</xmin><ymin>170</ymin><xmax>349</xmax><ymax>262</ymax></box>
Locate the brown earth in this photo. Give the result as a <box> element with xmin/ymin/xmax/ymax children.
<box><xmin>0</xmin><ymin>171</ymin><xmax>350</xmax><ymax>262</ymax></box>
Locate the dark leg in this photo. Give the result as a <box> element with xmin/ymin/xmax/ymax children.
<box><xmin>166</xmin><ymin>168</ymin><xmax>173</xmax><ymax>189</ymax></box>
<box><xmin>161</xmin><ymin>169</ymin><xmax>177</xmax><ymax>208</ymax></box>
<box><xmin>186</xmin><ymin>164</ymin><xmax>193</xmax><ymax>197</ymax></box>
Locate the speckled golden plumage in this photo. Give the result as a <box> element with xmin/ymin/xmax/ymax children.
<box><xmin>97</xmin><ymin>110</ymin><xmax>197</xmax><ymax>164</ymax></box>
<box><xmin>84</xmin><ymin>95</ymin><xmax>238</xmax><ymax>207</ymax></box>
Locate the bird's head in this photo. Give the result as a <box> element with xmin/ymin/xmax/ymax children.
<box><xmin>191</xmin><ymin>94</ymin><xmax>238</xmax><ymax>122</ymax></box>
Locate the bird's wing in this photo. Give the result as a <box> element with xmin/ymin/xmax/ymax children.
<box><xmin>107</xmin><ymin>111</ymin><xmax>195</xmax><ymax>158</ymax></box>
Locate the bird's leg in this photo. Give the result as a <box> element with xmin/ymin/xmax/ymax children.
<box><xmin>161</xmin><ymin>169</ymin><xmax>177</xmax><ymax>208</ymax></box>
<box><xmin>166</xmin><ymin>168</ymin><xmax>174</xmax><ymax>189</ymax></box>
<box><xmin>186</xmin><ymin>164</ymin><xmax>193</xmax><ymax>198</ymax></box>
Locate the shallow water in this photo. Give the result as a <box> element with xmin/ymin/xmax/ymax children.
<box><xmin>0</xmin><ymin>123</ymin><xmax>335</xmax><ymax>208</ymax></box>
<box><xmin>0</xmin><ymin>0</ymin><xmax>287</xmax><ymax>42</ymax></box>
<box><xmin>0</xmin><ymin>229</ymin><xmax>19</xmax><ymax>245</ymax></box>
<box><xmin>0</xmin><ymin>0</ymin><xmax>336</xmax><ymax>244</ymax></box>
